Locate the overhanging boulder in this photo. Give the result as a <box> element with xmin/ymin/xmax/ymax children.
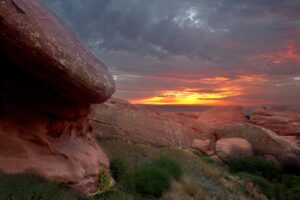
<box><xmin>0</xmin><ymin>0</ymin><xmax>115</xmax><ymax>195</ymax></box>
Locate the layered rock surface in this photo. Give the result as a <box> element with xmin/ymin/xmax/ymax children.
<box><xmin>0</xmin><ymin>0</ymin><xmax>115</xmax><ymax>195</ymax></box>
<box><xmin>250</xmin><ymin>106</ymin><xmax>300</xmax><ymax>145</ymax></box>
<box><xmin>89</xmin><ymin>98</ymin><xmax>215</xmax><ymax>149</ymax></box>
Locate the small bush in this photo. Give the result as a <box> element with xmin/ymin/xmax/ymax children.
<box><xmin>97</xmin><ymin>171</ymin><xmax>111</xmax><ymax>191</ymax></box>
<box><xmin>133</xmin><ymin>166</ymin><xmax>171</xmax><ymax>197</ymax></box>
<box><xmin>152</xmin><ymin>156</ymin><xmax>182</xmax><ymax>179</ymax></box>
<box><xmin>110</xmin><ymin>159</ymin><xmax>127</xmax><ymax>181</ymax></box>
<box><xmin>0</xmin><ymin>172</ymin><xmax>72</xmax><ymax>200</ymax></box>
<box><xmin>228</xmin><ymin>157</ymin><xmax>282</xmax><ymax>181</ymax></box>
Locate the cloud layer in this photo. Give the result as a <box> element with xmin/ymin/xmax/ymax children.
<box><xmin>42</xmin><ymin>0</ymin><xmax>300</xmax><ymax>105</ymax></box>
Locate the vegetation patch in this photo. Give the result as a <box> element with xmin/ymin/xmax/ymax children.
<box><xmin>97</xmin><ymin>171</ymin><xmax>111</xmax><ymax>192</ymax></box>
<box><xmin>0</xmin><ymin>172</ymin><xmax>72</xmax><ymax>200</ymax></box>
<box><xmin>131</xmin><ymin>165</ymin><xmax>171</xmax><ymax>197</ymax></box>
<box><xmin>228</xmin><ymin>156</ymin><xmax>282</xmax><ymax>181</ymax></box>
<box><xmin>151</xmin><ymin>156</ymin><xmax>182</xmax><ymax>180</ymax></box>
<box><xmin>1</xmin><ymin>141</ymin><xmax>271</xmax><ymax>200</ymax></box>
<box><xmin>228</xmin><ymin>156</ymin><xmax>300</xmax><ymax>200</ymax></box>
<box><xmin>110</xmin><ymin>159</ymin><xmax>127</xmax><ymax>181</ymax></box>
<box><xmin>98</xmin><ymin>140</ymin><xmax>255</xmax><ymax>200</ymax></box>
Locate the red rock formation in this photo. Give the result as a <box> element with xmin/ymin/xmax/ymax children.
<box><xmin>250</xmin><ymin>106</ymin><xmax>300</xmax><ymax>145</ymax></box>
<box><xmin>213</xmin><ymin>124</ymin><xmax>300</xmax><ymax>168</ymax></box>
<box><xmin>0</xmin><ymin>0</ymin><xmax>115</xmax><ymax>195</ymax></box>
<box><xmin>197</xmin><ymin>106</ymin><xmax>248</xmax><ymax>132</ymax></box>
<box><xmin>0</xmin><ymin>0</ymin><xmax>114</xmax><ymax>105</ymax></box>
<box><xmin>166</xmin><ymin>106</ymin><xmax>248</xmax><ymax>133</ymax></box>
<box><xmin>89</xmin><ymin>98</ymin><xmax>215</xmax><ymax>149</ymax></box>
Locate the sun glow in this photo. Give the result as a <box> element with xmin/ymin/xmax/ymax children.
<box><xmin>130</xmin><ymin>75</ymin><xmax>268</xmax><ymax>105</ymax></box>
<box><xmin>131</xmin><ymin>87</ymin><xmax>242</xmax><ymax>105</ymax></box>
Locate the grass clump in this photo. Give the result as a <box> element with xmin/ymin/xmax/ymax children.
<box><xmin>228</xmin><ymin>156</ymin><xmax>282</xmax><ymax>181</ymax></box>
<box><xmin>97</xmin><ymin>171</ymin><xmax>111</xmax><ymax>192</ymax></box>
<box><xmin>108</xmin><ymin>156</ymin><xmax>182</xmax><ymax>198</ymax></box>
<box><xmin>152</xmin><ymin>156</ymin><xmax>182</xmax><ymax>179</ymax></box>
<box><xmin>132</xmin><ymin>166</ymin><xmax>171</xmax><ymax>197</ymax></box>
<box><xmin>0</xmin><ymin>172</ymin><xmax>72</xmax><ymax>200</ymax></box>
<box><xmin>122</xmin><ymin>156</ymin><xmax>181</xmax><ymax>197</ymax></box>
<box><xmin>110</xmin><ymin>159</ymin><xmax>127</xmax><ymax>181</ymax></box>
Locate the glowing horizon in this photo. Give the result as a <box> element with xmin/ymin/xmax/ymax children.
<box><xmin>129</xmin><ymin>76</ymin><xmax>269</xmax><ymax>106</ymax></box>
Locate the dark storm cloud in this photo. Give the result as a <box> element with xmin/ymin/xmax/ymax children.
<box><xmin>42</xmin><ymin>0</ymin><xmax>300</xmax><ymax>104</ymax></box>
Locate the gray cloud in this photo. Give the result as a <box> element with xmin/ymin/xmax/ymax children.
<box><xmin>42</xmin><ymin>0</ymin><xmax>300</xmax><ymax>104</ymax></box>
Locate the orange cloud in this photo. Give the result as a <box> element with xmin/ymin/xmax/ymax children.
<box><xmin>130</xmin><ymin>75</ymin><xmax>268</xmax><ymax>105</ymax></box>
<box><xmin>260</xmin><ymin>39</ymin><xmax>300</xmax><ymax>64</ymax></box>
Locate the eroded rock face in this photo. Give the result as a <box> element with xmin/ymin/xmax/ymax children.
<box><xmin>0</xmin><ymin>111</ymin><xmax>109</xmax><ymax>195</ymax></box>
<box><xmin>89</xmin><ymin>98</ymin><xmax>214</xmax><ymax>149</ymax></box>
<box><xmin>0</xmin><ymin>0</ymin><xmax>115</xmax><ymax>195</ymax></box>
<box><xmin>250</xmin><ymin>106</ymin><xmax>300</xmax><ymax>145</ymax></box>
<box><xmin>213</xmin><ymin>124</ymin><xmax>300</xmax><ymax>168</ymax></box>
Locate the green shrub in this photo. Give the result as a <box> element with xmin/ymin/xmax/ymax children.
<box><xmin>133</xmin><ymin>166</ymin><xmax>171</xmax><ymax>197</ymax></box>
<box><xmin>110</xmin><ymin>159</ymin><xmax>127</xmax><ymax>181</ymax></box>
<box><xmin>228</xmin><ymin>157</ymin><xmax>282</xmax><ymax>181</ymax></box>
<box><xmin>0</xmin><ymin>172</ymin><xmax>72</xmax><ymax>200</ymax></box>
<box><xmin>152</xmin><ymin>156</ymin><xmax>182</xmax><ymax>179</ymax></box>
<box><xmin>287</xmin><ymin>185</ymin><xmax>300</xmax><ymax>200</ymax></box>
<box><xmin>281</xmin><ymin>175</ymin><xmax>300</xmax><ymax>200</ymax></box>
<box><xmin>237</xmin><ymin>172</ymin><xmax>275</xmax><ymax>198</ymax></box>
<box><xmin>282</xmin><ymin>175</ymin><xmax>300</xmax><ymax>188</ymax></box>
<box><xmin>97</xmin><ymin>171</ymin><xmax>111</xmax><ymax>191</ymax></box>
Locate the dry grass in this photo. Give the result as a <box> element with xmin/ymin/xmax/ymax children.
<box><xmin>162</xmin><ymin>179</ymin><xmax>209</xmax><ymax>200</ymax></box>
<box><xmin>99</xmin><ymin>140</ymin><xmax>262</xmax><ymax>200</ymax></box>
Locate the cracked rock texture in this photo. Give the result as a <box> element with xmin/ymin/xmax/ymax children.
<box><xmin>0</xmin><ymin>0</ymin><xmax>115</xmax><ymax>195</ymax></box>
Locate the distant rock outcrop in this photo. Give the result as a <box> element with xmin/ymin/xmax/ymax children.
<box><xmin>0</xmin><ymin>0</ymin><xmax>115</xmax><ymax>195</ymax></box>
<box><xmin>89</xmin><ymin>98</ymin><xmax>215</xmax><ymax>149</ymax></box>
<box><xmin>213</xmin><ymin>124</ymin><xmax>300</xmax><ymax>168</ymax></box>
<box><xmin>250</xmin><ymin>106</ymin><xmax>300</xmax><ymax>146</ymax></box>
<box><xmin>197</xmin><ymin>106</ymin><xmax>248</xmax><ymax>131</ymax></box>
<box><xmin>167</xmin><ymin>106</ymin><xmax>248</xmax><ymax>133</ymax></box>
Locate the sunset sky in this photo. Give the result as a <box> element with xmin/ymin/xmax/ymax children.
<box><xmin>43</xmin><ymin>0</ymin><xmax>300</xmax><ymax>106</ymax></box>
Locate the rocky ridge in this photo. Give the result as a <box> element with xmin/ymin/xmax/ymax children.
<box><xmin>90</xmin><ymin>98</ymin><xmax>300</xmax><ymax>169</ymax></box>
